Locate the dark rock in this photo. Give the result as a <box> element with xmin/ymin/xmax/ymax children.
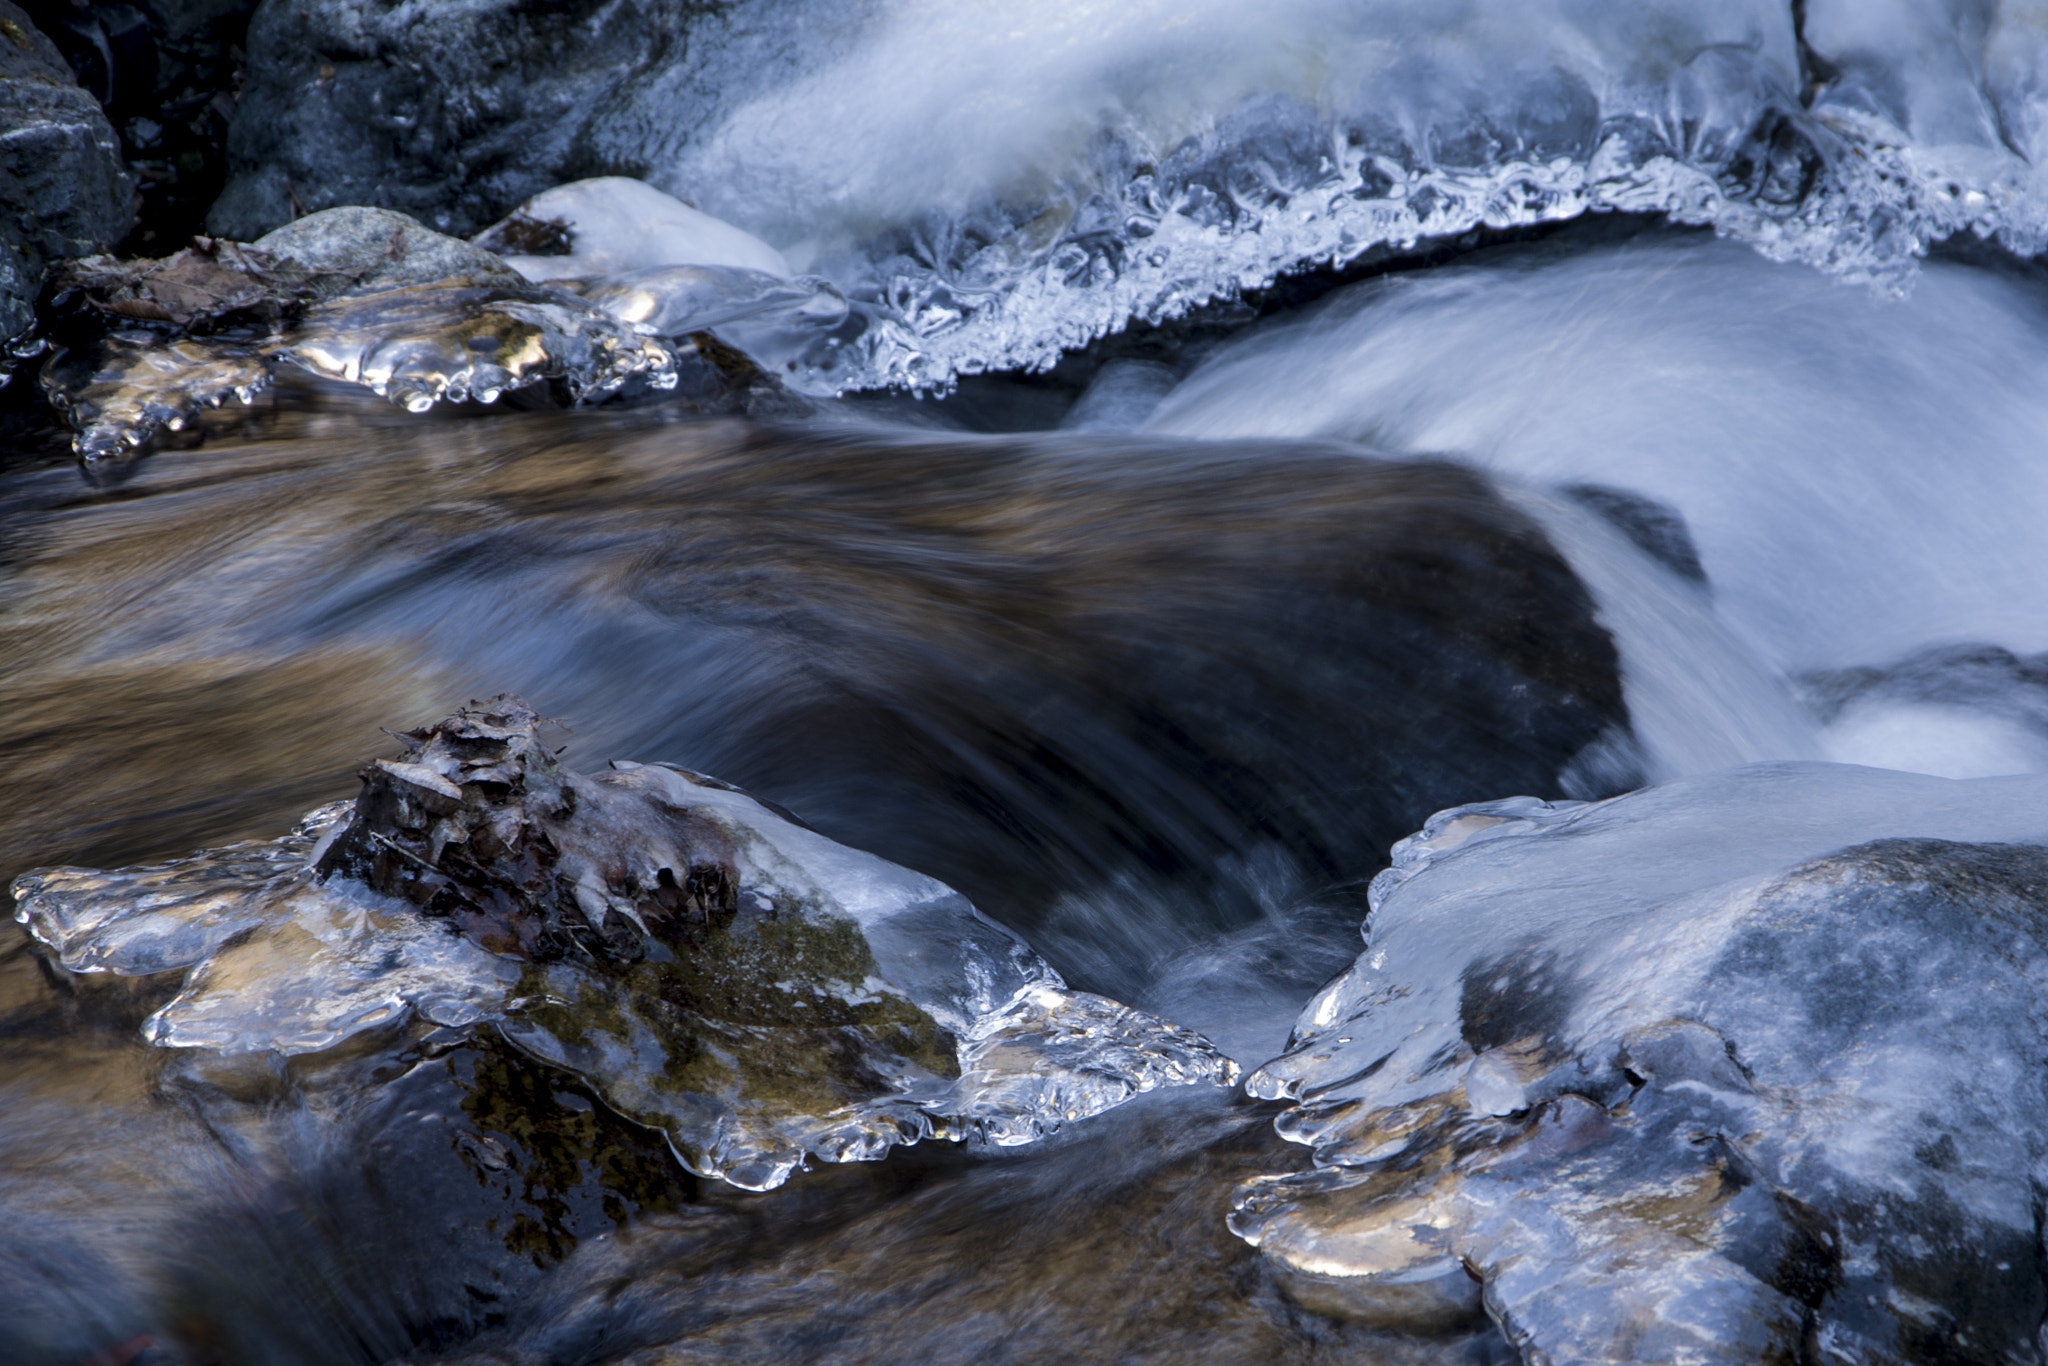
<box><xmin>15</xmin><ymin>695</ymin><xmax>1237</xmax><ymax>1189</ymax></box>
<box><xmin>50</xmin><ymin>235</ymin><xmax>309</xmax><ymax>328</ymax></box>
<box><xmin>208</xmin><ymin>0</ymin><xmax>728</xmax><ymax>240</ymax></box>
<box><xmin>0</xmin><ymin>421</ymin><xmax>1633</xmax><ymax>987</ymax></box>
<box><xmin>1561</xmin><ymin>482</ymin><xmax>1708</xmax><ymax>585</ymax></box>
<box><xmin>0</xmin><ymin>0</ymin><xmax>132</xmax><ymax>361</ymax></box>
<box><xmin>20</xmin><ymin>0</ymin><xmax>261</xmax><ymax>252</ymax></box>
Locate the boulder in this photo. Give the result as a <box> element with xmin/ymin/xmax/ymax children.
<box><xmin>1238</xmin><ymin>763</ymin><xmax>2048</xmax><ymax>1362</ymax></box>
<box><xmin>207</xmin><ymin>0</ymin><xmax>734</xmax><ymax>240</ymax></box>
<box><xmin>254</xmin><ymin>205</ymin><xmax>527</xmax><ymax>296</ymax></box>
<box><xmin>0</xmin><ymin>0</ymin><xmax>132</xmax><ymax>361</ymax></box>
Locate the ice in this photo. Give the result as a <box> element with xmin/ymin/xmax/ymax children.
<box><xmin>569</xmin><ymin>264</ymin><xmax>851</xmax><ymax>378</ymax></box>
<box><xmin>10</xmin><ymin>699</ymin><xmax>1236</xmax><ymax>1191</ymax></box>
<box><xmin>1234</xmin><ymin>762</ymin><xmax>2048</xmax><ymax>1358</ymax></box>
<box><xmin>474</xmin><ymin>178</ymin><xmax>793</xmax><ymax>282</ymax></box>
<box><xmin>501</xmin><ymin>0</ymin><xmax>2048</xmax><ymax>389</ymax></box>
<box><xmin>40</xmin><ymin>278</ymin><xmax>687</xmax><ymax>462</ymax></box>
<box><xmin>282</xmin><ymin>281</ymin><xmax>680</xmax><ymax>411</ymax></box>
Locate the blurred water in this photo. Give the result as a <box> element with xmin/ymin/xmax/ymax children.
<box><xmin>22</xmin><ymin>0</ymin><xmax>2048</xmax><ymax>1353</ymax></box>
<box><xmin>1149</xmin><ymin>230</ymin><xmax>2048</xmax><ymax>779</ymax></box>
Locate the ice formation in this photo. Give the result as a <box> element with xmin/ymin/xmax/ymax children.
<box><xmin>474</xmin><ymin>178</ymin><xmax>794</xmax><ymax>281</ymax></box>
<box><xmin>1234</xmin><ymin>763</ymin><xmax>2048</xmax><ymax>1360</ymax></box>
<box><xmin>534</xmin><ymin>0</ymin><xmax>2048</xmax><ymax>390</ymax></box>
<box><xmin>11</xmin><ymin>699</ymin><xmax>1237</xmax><ymax>1191</ymax></box>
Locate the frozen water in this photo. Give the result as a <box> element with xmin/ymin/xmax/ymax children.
<box><xmin>475</xmin><ymin>178</ymin><xmax>793</xmax><ymax>282</ymax></box>
<box><xmin>282</xmin><ymin>281</ymin><xmax>680</xmax><ymax>411</ymax></box>
<box><xmin>10</xmin><ymin>701</ymin><xmax>1236</xmax><ymax>1191</ymax></box>
<box><xmin>522</xmin><ymin>0</ymin><xmax>2048</xmax><ymax>388</ymax></box>
<box><xmin>40</xmin><ymin>279</ymin><xmax>685</xmax><ymax>460</ymax></box>
<box><xmin>43</xmin><ymin>332</ymin><xmax>274</xmax><ymax>465</ymax></box>
<box><xmin>1235</xmin><ymin>762</ymin><xmax>2048</xmax><ymax>1359</ymax></box>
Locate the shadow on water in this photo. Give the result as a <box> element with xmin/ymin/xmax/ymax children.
<box><xmin>0</xmin><ymin>383</ymin><xmax>1620</xmax><ymax>1364</ymax></box>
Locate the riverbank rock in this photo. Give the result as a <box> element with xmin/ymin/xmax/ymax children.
<box><xmin>208</xmin><ymin>0</ymin><xmax>727</xmax><ymax>240</ymax></box>
<box><xmin>1235</xmin><ymin>763</ymin><xmax>2048</xmax><ymax>1362</ymax></box>
<box><xmin>0</xmin><ymin>0</ymin><xmax>132</xmax><ymax>365</ymax></box>
<box><xmin>13</xmin><ymin>697</ymin><xmax>1238</xmax><ymax>1190</ymax></box>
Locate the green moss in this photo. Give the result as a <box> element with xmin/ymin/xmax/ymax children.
<box><xmin>448</xmin><ymin>1035</ymin><xmax>691</xmax><ymax>1267</ymax></box>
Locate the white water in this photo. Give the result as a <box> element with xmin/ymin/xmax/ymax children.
<box><xmin>1144</xmin><ymin>232</ymin><xmax>2048</xmax><ymax>779</ymax></box>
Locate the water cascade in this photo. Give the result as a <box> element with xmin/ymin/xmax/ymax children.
<box><xmin>5</xmin><ymin>1</ymin><xmax>2048</xmax><ymax>1362</ymax></box>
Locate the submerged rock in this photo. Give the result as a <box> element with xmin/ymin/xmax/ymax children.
<box><xmin>12</xmin><ymin>698</ymin><xmax>1237</xmax><ymax>1190</ymax></box>
<box><xmin>1234</xmin><ymin>763</ymin><xmax>2048</xmax><ymax>1363</ymax></box>
<box><xmin>0</xmin><ymin>0</ymin><xmax>133</xmax><ymax>367</ymax></box>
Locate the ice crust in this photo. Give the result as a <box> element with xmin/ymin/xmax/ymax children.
<box><xmin>1235</xmin><ymin>763</ymin><xmax>2048</xmax><ymax>1360</ymax></box>
<box><xmin>9</xmin><ymin>702</ymin><xmax>1237</xmax><ymax>1191</ymax></box>
<box><xmin>561</xmin><ymin>0</ymin><xmax>2048</xmax><ymax>390</ymax></box>
<box><xmin>475</xmin><ymin>177</ymin><xmax>795</xmax><ymax>282</ymax></box>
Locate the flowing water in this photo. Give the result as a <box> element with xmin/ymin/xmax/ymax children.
<box><xmin>12</xmin><ymin>3</ymin><xmax>2048</xmax><ymax>1363</ymax></box>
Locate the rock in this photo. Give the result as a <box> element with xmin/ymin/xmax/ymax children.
<box><xmin>254</xmin><ymin>205</ymin><xmax>528</xmax><ymax>297</ymax></box>
<box><xmin>51</xmin><ymin>236</ymin><xmax>310</xmax><ymax>326</ymax></box>
<box><xmin>207</xmin><ymin>1</ymin><xmax>730</xmax><ymax>241</ymax></box>
<box><xmin>473</xmin><ymin>178</ymin><xmax>791</xmax><ymax>281</ymax></box>
<box><xmin>27</xmin><ymin>0</ymin><xmax>261</xmax><ymax>252</ymax></box>
<box><xmin>1805</xmin><ymin>642</ymin><xmax>2048</xmax><ymax>779</ymax></box>
<box><xmin>12</xmin><ymin>697</ymin><xmax>1238</xmax><ymax>1190</ymax></box>
<box><xmin>1236</xmin><ymin>763</ymin><xmax>2048</xmax><ymax>1362</ymax></box>
<box><xmin>0</xmin><ymin>0</ymin><xmax>133</xmax><ymax>362</ymax></box>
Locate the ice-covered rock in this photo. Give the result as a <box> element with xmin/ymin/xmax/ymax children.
<box><xmin>40</xmin><ymin>265</ymin><xmax>685</xmax><ymax>463</ymax></box>
<box><xmin>280</xmin><ymin>279</ymin><xmax>679</xmax><ymax>412</ymax></box>
<box><xmin>12</xmin><ymin>698</ymin><xmax>1238</xmax><ymax>1190</ymax></box>
<box><xmin>0</xmin><ymin>0</ymin><xmax>133</xmax><ymax>368</ymax></box>
<box><xmin>474</xmin><ymin>178</ymin><xmax>792</xmax><ymax>281</ymax></box>
<box><xmin>566</xmin><ymin>261</ymin><xmax>849</xmax><ymax>377</ymax></box>
<box><xmin>1234</xmin><ymin>763</ymin><xmax>2048</xmax><ymax>1362</ymax></box>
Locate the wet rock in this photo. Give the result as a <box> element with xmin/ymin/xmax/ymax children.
<box><xmin>0</xmin><ymin>0</ymin><xmax>133</xmax><ymax>364</ymax></box>
<box><xmin>255</xmin><ymin>205</ymin><xmax>528</xmax><ymax>298</ymax></box>
<box><xmin>1803</xmin><ymin>642</ymin><xmax>2048</xmax><ymax>778</ymax></box>
<box><xmin>0</xmin><ymin>424</ymin><xmax>1630</xmax><ymax>973</ymax></box>
<box><xmin>13</xmin><ymin>697</ymin><xmax>1238</xmax><ymax>1190</ymax></box>
<box><xmin>27</xmin><ymin>0</ymin><xmax>259</xmax><ymax>252</ymax></box>
<box><xmin>1560</xmin><ymin>483</ymin><xmax>1707</xmax><ymax>586</ymax></box>
<box><xmin>1236</xmin><ymin>763</ymin><xmax>2048</xmax><ymax>1363</ymax></box>
<box><xmin>50</xmin><ymin>235</ymin><xmax>309</xmax><ymax>327</ymax></box>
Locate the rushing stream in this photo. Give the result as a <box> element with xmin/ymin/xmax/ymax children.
<box><xmin>8</xmin><ymin>2</ymin><xmax>2048</xmax><ymax>1364</ymax></box>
